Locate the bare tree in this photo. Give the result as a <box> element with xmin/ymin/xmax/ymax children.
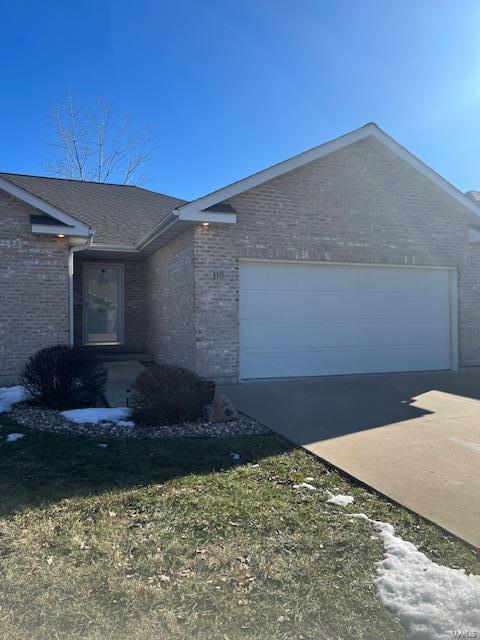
<box><xmin>46</xmin><ymin>90</ymin><xmax>157</xmax><ymax>185</ymax></box>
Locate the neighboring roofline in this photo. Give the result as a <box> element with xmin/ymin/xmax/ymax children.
<box><xmin>175</xmin><ymin>122</ymin><xmax>480</xmax><ymax>218</ymax></box>
<box><xmin>0</xmin><ymin>175</ymin><xmax>92</xmax><ymax>237</ymax></box>
<box><xmin>0</xmin><ymin>171</ymin><xmax>187</xmax><ymax>201</ymax></box>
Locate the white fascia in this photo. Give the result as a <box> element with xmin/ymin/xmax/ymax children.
<box><xmin>0</xmin><ymin>176</ymin><xmax>91</xmax><ymax>237</ymax></box>
<box><xmin>177</xmin><ymin>210</ymin><xmax>237</xmax><ymax>223</ymax></box>
<box><xmin>135</xmin><ymin>211</ymin><xmax>179</xmax><ymax>251</ymax></box>
<box><xmin>87</xmin><ymin>243</ymin><xmax>138</xmax><ymax>253</ymax></box>
<box><xmin>32</xmin><ymin>223</ymin><xmax>76</xmax><ymax>236</ymax></box>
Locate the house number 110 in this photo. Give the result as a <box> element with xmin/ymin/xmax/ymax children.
<box><xmin>213</xmin><ymin>271</ymin><xmax>224</xmax><ymax>280</ymax></box>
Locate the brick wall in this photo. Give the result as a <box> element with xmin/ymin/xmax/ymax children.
<box><xmin>73</xmin><ymin>256</ymin><xmax>145</xmax><ymax>352</ymax></box>
<box><xmin>143</xmin><ymin>227</ymin><xmax>196</xmax><ymax>369</ymax></box>
<box><xmin>192</xmin><ymin>135</ymin><xmax>480</xmax><ymax>381</ymax></box>
<box><xmin>0</xmin><ymin>191</ymin><xmax>69</xmax><ymax>379</ymax></box>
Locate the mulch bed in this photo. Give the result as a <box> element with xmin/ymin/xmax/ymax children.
<box><xmin>11</xmin><ymin>404</ymin><xmax>271</xmax><ymax>439</ymax></box>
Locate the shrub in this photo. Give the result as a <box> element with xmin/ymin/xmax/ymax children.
<box><xmin>21</xmin><ymin>345</ymin><xmax>107</xmax><ymax>410</ymax></box>
<box><xmin>132</xmin><ymin>364</ymin><xmax>209</xmax><ymax>426</ymax></box>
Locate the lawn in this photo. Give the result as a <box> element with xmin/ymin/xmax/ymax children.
<box><xmin>0</xmin><ymin>413</ymin><xmax>478</xmax><ymax>640</ymax></box>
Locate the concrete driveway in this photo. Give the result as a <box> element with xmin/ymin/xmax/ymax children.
<box><xmin>223</xmin><ymin>370</ymin><xmax>480</xmax><ymax>548</ymax></box>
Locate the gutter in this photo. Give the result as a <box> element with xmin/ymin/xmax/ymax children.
<box><xmin>68</xmin><ymin>234</ymin><xmax>94</xmax><ymax>346</ymax></box>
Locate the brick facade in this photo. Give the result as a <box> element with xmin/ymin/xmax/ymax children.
<box><xmin>0</xmin><ymin>191</ymin><xmax>69</xmax><ymax>379</ymax></box>
<box><xmin>191</xmin><ymin>136</ymin><xmax>480</xmax><ymax>382</ymax></box>
<box><xmin>144</xmin><ymin>227</ymin><xmax>196</xmax><ymax>369</ymax></box>
<box><xmin>3</xmin><ymin>135</ymin><xmax>480</xmax><ymax>383</ymax></box>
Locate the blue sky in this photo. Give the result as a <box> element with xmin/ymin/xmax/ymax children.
<box><xmin>1</xmin><ymin>0</ymin><xmax>480</xmax><ymax>199</ymax></box>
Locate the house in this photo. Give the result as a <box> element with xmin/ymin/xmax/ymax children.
<box><xmin>2</xmin><ymin>122</ymin><xmax>480</xmax><ymax>384</ymax></box>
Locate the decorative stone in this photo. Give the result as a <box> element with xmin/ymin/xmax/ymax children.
<box><xmin>10</xmin><ymin>403</ymin><xmax>269</xmax><ymax>440</ymax></box>
<box><xmin>208</xmin><ymin>394</ymin><xmax>239</xmax><ymax>423</ymax></box>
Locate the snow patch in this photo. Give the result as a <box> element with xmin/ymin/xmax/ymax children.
<box><xmin>117</xmin><ymin>420</ymin><xmax>135</xmax><ymax>428</ymax></box>
<box><xmin>5</xmin><ymin>433</ymin><xmax>25</xmax><ymax>442</ymax></box>
<box><xmin>0</xmin><ymin>386</ymin><xmax>28</xmax><ymax>413</ymax></box>
<box><xmin>293</xmin><ymin>482</ymin><xmax>316</xmax><ymax>491</ymax></box>
<box><xmin>61</xmin><ymin>407</ymin><xmax>133</xmax><ymax>427</ymax></box>
<box><xmin>352</xmin><ymin>513</ymin><xmax>480</xmax><ymax>639</ymax></box>
<box><xmin>326</xmin><ymin>494</ymin><xmax>354</xmax><ymax>506</ymax></box>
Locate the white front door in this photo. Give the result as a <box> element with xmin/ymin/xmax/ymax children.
<box><xmin>84</xmin><ymin>264</ymin><xmax>124</xmax><ymax>345</ymax></box>
<box><xmin>239</xmin><ymin>261</ymin><xmax>455</xmax><ymax>379</ymax></box>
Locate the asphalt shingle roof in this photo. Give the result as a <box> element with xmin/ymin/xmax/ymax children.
<box><xmin>0</xmin><ymin>173</ymin><xmax>187</xmax><ymax>245</ymax></box>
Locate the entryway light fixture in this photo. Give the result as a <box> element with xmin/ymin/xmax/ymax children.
<box><xmin>57</xmin><ymin>233</ymin><xmax>65</xmax><ymax>238</ymax></box>
<box><xmin>201</xmin><ymin>222</ymin><xmax>210</xmax><ymax>227</ymax></box>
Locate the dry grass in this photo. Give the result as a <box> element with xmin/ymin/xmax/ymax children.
<box><xmin>0</xmin><ymin>413</ymin><xmax>478</xmax><ymax>639</ymax></box>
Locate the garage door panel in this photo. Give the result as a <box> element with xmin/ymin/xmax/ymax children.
<box><xmin>240</xmin><ymin>262</ymin><xmax>449</xmax><ymax>293</ymax></box>
<box><xmin>241</xmin><ymin>344</ymin><xmax>451</xmax><ymax>379</ymax></box>
<box><xmin>239</xmin><ymin>262</ymin><xmax>452</xmax><ymax>379</ymax></box>
<box><xmin>240</xmin><ymin>319</ymin><xmax>449</xmax><ymax>350</ymax></box>
<box><xmin>242</xmin><ymin>290</ymin><xmax>449</xmax><ymax>321</ymax></box>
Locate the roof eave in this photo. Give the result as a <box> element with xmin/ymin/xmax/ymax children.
<box><xmin>0</xmin><ymin>175</ymin><xmax>92</xmax><ymax>237</ymax></box>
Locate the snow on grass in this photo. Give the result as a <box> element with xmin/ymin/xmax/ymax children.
<box><xmin>61</xmin><ymin>407</ymin><xmax>133</xmax><ymax>427</ymax></box>
<box><xmin>0</xmin><ymin>386</ymin><xmax>28</xmax><ymax>413</ymax></box>
<box><xmin>326</xmin><ymin>494</ymin><xmax>354</xmax><ymax>506</ymax></box>
<box><xmin>293</xmin><ymin>482</ymin><xmax>317</xmax><ymax>491</ymax></box>
<box><xmin>352</xmin><ymin>513</ymin><xmax>480</xmax><ymax>639</ymax></box>
<box><xmin>5</xmin><ymin>433</ymin><xmax>25</xmax><ymax>442</ymax></box>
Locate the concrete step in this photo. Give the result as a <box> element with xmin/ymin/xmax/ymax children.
<box><xmin>91</xmin><ymin>351</ymin><xmax>154</xmax><ymax>365</ymax></box>
<box><xmin>103</xmin><ymin>360</ymin><xmax>147</xmax><ymax>407</ymax></box>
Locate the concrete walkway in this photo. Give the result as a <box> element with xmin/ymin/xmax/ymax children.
<box><xmin>104</xmin><ymin>360</ymin><xmax>145</xmax><ymax>407</ymax></box>
<box><xmin>223</xmin><ymin>370</ymin><xmax>480</xmax><ymax>548</ymax></box>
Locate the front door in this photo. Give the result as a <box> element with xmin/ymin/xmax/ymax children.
<box><xmin>84</xmin><ymin>263</ymin><xmax>124</xmax><ymax>345</ymax></box>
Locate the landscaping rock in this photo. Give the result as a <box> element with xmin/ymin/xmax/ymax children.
<box><xmin>11</xmin><ymin>403</ymin><xmax>270</xmax><ymax>440</ymax></box>
<box><xmin>208</xmin><ymin>394</ymin><xmax>239</xmax><ymax>423</ymax></box>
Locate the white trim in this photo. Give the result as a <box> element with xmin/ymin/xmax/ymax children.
<box><xmin>177</xmin><ymin>210</ymin><xmax>237</xmax><ymax>224</ymax></box>
<box><xmin>468</xmin><ymin>226</ymin><xmax>480</xmax><ymax>243</ymax></box>
<box><xmin>0</xmin><ymin>176</ymin><xmax>92</xmax><ymax>237</ymax></box>
<box><xmin>136</xmin><ymin>211</ymin><xmax>179</xmax><ymax>250</ymax></box>
<box><xmin>176</xmin><ymin>123</ymin><xmax>480</xmax><ymax>218</ymax></box>
<box><xmin>239</xmin><ymin>257</ymin><xmax>457</xmax><ymax>271</ymax></box>
<box><xmin>69</xmin><ymin>238</ymin><xmax>92</xmax><ymax>346</ymax></box>
<box><xmin>89</xmin><ymin>243</ymin><xmax>138</xmax><ymax>253</ymax></box>
<box><xmin>83</xmin><ymin>262</ymin><xmax>125</xmax><ymax>347</ymax></box>
<box><xmin>134</xmin><ymin>209</ymin><xmax>236</xmax><ymax>253</ymax></box>
<box><xmin>32</xmin><ymin>223</ymin><xmax>76</xmax><ymax>236</ymax></box>
<box><xmin>449</xmin><ymin>270</ymin><xmax>459</xmax><ymax>371</ymax></box>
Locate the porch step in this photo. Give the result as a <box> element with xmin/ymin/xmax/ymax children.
<box><xmin>91</xmin><ymin>351</ymin><xmax>154</xmax><ymax>365</ymax></box>
<box><xmin>103</xmin><ymin>360</ymin><xmax>147</xmax><ymax>407</ymax></box>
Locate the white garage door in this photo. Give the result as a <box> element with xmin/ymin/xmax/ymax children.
<box><xmin>239</xmin><ymin>261</ymin><xmax>453</xmax><ymax>379</ymax></box>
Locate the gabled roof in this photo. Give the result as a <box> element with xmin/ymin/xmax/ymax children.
<box><xmin>0</xmin><ymin>173</ymin><xmax>186</xmax><ymax>244</ymax></box>
<box><xmin>176</xmin><ymin>122</ymin><xmax>480</xmax><ymax>219</ymax></box>
<box><xmin>1</xmin><ymin>123</ymin><xmax>479</xmax><ymax>252</ymax></box>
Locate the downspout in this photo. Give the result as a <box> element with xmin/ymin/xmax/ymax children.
<box><xmin>68</xmin><ymin>234</ymin><xmax>94</xmax><ymax>346</ymax></box>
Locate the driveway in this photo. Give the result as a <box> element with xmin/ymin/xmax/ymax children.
<box><xmin>223</xmin><ymin>370</ymin><xmax>480</xmax><ymax>547</ymax></box>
